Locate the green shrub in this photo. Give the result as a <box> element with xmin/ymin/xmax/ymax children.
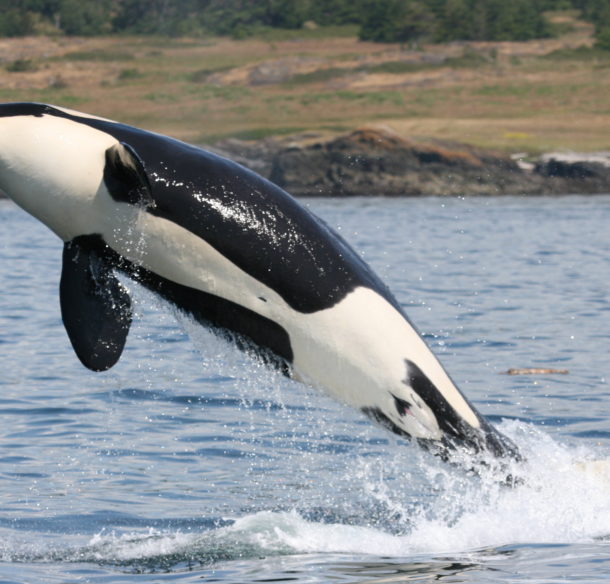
<box><xmin>595</xmin><ymin>27</ymin><xmax>610</xmax><ymax>50</ymax></box>
<box><xmin>0</xmin><ymin>9</ymin><xmax>36</xmax><ymax>37</ymax></box>
<box><xmin>118</xmin><ymin>68</ymin><xmax>143</xmax><ymax>80</ymax></box>
<box><xmin>5</xmin><ymin>59</ymin><xmax>38</xmax><ymax>73</ymax></box>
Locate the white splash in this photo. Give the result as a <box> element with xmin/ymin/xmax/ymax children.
<box><xmin>222</xmin><ymin>422</ymin><xmax>610</xmax><ymax>557</ymax></box>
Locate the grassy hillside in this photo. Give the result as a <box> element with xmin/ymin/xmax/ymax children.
<box><xmin>0</xmin><ymin>13</ymin><xmax>608</xmax><ymax>154</ymax></box>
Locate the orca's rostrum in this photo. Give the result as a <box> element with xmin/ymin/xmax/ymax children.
<box><xmin>0</xmin><ymin>102</ymin><xmax>519</xmax><ymax>461</ymax></box>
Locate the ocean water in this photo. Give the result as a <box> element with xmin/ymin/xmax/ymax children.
<box><xmin>0</xmin><ymin>194</ymin><xmax>609</xmax><ymax>583</ymax></box>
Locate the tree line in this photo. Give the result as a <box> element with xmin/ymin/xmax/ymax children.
<box><xmin>1</xmin><ymin>0</ymin><xmax>609</xmax><ymax>46</ymax></box>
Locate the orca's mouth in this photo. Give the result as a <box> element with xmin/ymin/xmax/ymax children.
<box><xmin>399</xmin><ymin>358</ymin><xmax>523</xmax><ymax>462</ymax></box>
<box><xmin>362</xmin><ymin>402</ymin><xmax>522</xmax><ymax>464</ymax></box>
<box><xmin>418</xmin><ymin>416</ymin><xmax>522</xmax><ymax>463</ymax></box>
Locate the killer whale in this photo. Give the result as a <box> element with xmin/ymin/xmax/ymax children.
<box><xmin>0</xmin><ymin>102</ymin><xmax>519</xmax><ymax>461</ymax></box>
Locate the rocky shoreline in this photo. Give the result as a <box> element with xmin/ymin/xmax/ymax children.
<box><xmin>213</xmin><ymin>127</ymin><xmax>610</xmax><ymax>197</ymax></box>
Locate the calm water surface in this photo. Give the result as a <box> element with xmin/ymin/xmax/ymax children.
<box><xmin>0</xmin><ymin>195</ymin><xmax>609</xmax><ymax>583</ymax></box>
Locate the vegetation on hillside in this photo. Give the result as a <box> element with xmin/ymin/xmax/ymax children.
<box><xmin>573</xmin><ymin>0</ymin><xmax>610</xmax><ymax>48</ymax></box>
<box><xmin>0</xmin><ymin>6</ymin><xmax>608</xmax><ymax>154</ymax></box>
<box><xmin>0</xmin><ymin>0</ymin><xmax>609</xmax><ymax>46</ymax></box>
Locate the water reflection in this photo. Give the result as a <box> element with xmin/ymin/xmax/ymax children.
<box><xmin>330</xmin><ymin>558</ymin><xmax>479</xmax><ymax>583</ymax></box>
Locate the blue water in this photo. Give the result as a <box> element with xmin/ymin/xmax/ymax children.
<box><xmin>1</xmin><ymin>195</ymin><xmax>609</xmax><ymax>583</ymax></box>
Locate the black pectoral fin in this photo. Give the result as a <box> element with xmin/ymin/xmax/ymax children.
<box><xmin>104</xmin><ymin>142</ymin><xmax>154</xmax><ymax>208</ymax></box>
<box><xmin>60</xmin><ymin>240</ymin><xmax>133</xmax><ymax>372</ymax></box>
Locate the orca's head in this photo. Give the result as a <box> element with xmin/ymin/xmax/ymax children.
<box><xmin>302</xmin><ymin>286</ymin><xmax>520</xmax><ymax>461</ymax></box>
<box><xmin>0</xmin><ymin>102</ymin><xmax>131</xmax><ymax>241</ymax></box>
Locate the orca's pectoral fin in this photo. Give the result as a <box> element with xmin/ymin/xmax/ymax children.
<box><xmin>60</xmin><ymin>239</ymin><xmax>133</xmax><ymax>371</ymax></box>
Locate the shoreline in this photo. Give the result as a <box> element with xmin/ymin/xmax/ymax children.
<box><xmin>212</xmin><ymin>127</ymin><xmax>610</xmax><ymax>197</ymax></box>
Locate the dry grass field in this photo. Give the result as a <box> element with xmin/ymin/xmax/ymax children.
<box><xmin>0</xmin><ymin>13</ymin><xmax>608</xmax><ymax>154</ymax></box>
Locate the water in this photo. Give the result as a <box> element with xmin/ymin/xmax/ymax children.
<box><xmin>1</xmin><ymin>195</ymin><xmax>609</xmax><ymax>583</ymax></box>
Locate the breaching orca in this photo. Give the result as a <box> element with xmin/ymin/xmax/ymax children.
<box><xmin>0</xmin><ymin>102</ymin><xmax>519</xmax><ymax>461</ymax></box>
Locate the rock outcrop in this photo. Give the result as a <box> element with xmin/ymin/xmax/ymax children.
<box><xmin>269</xmin><ymin>129</ymin><xmax>531</xmax><ymax>197</ymax></box>
<box><xmin>534</xmin><ymin>152</ymin><xmax>610</xmax><ymax>195</ymax></box>
<box><xmin>214</xmin><ymin>127</ymin><xmax>610</xmax><ymax>197</ymax></box>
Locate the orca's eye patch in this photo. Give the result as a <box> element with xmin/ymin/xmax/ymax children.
<box><xmin>392</xmin><ymin>394</ymin><xmax>412</xmax><ymax>417</ymax></box>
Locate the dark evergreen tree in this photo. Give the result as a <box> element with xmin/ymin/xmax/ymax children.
<box><xmin>0</xmin><ymin>0</ymin><xmax>51</xmax><ymax>35</ymax></box>
<box><xmin>359</xmin><ymin>0</ymin><xmax>407</xmax><ymax>42</ymax></box>
<box><xmin>440</xmin><ymin>0</ymin><xmax>472</xmax><ymax>40</ymax></box>
<box><xmin>113</xmin><ymin>0</ymin><xmax>203</xmax><ymax>35</ymax></box>
<box><xmin>58</xmin><ymin>0</ymin><xmax>112</xmax><ymax>35</ymax></box>
<box><xmin>265</xmin><ymin>0</ymin><xmax>309</xmax><ymax>28</ymax></box>
<box><xmin>396</xmin><ymin>1</ymin><xmax>438</xmax><ymax>45</ymax></box>
<box><xmin>308</xmin><ymin>0</ymin><xmax>364</xmax><ymax>25</ymax></box>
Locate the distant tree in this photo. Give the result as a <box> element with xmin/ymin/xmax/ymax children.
<box><xmin>593</xmin><ymin>0</ymin><xmax>610</xmax><ymax>31</ymax></box>
<box><xmin>58</xmin><ymin>0</ymin><xmax>112</xmax><ymax>35</ymax></box>
<box><xmin>483</xmin><ymin>0</ymin><xmax>546</xmax><ymax>40</ymax></box>
<box><xmin>0</xmin><ymin>9</ymin><xmax>35</xmax><ymax>36</ymax></box>
<box><xmin>265</xmin><ymin>0</ymin><xmax>309</xmax><ymax>28</ymax></box>
<box><xmin>572</xmin><ymin>0</ymin><xmax>607</xmax><ymax>21</ymax></box>
<box><xmin>593</xmin><ymin>0</ymin><xmax>610</xmax><ymax>47</ymax></box>
<box><xmin>571</xmin><ymin>0</ymin><xmax>610</xmax><ymax>45</ymax></box>
<box><xmin>396</xmin><ymin>1</ymin><xmax>438</xmax><ymax>45</ymax></box>
<box><xmin>596</xmin><ymin>25</ymin><xmax>610</xmax><ymax>47</ymax></box>
<box><xmin>113</xmin><ymin>0</ymin><xmax>198</xmax><ymax>35</ymax></box>
<box><xmin>0</xmin><ymin>0</ymin><xmax>54</xmax><ymax>35</ymax></box>
<box><xmin>439</xmin><ymin>0</ymin><xmax>472</xmax><ymax>40</ymax></box>
<box><xmin>308</xmin><ymin>0</ymin><xmax>365</xmax><ymax>25</ymax></box>
<box><xmin>436</xmin><ymin>0</ymin><xmax>550</xmax><ymax>41</ymax></box>
<box><xmin>360</xmin><ymin>0</ymin><xmax>551</xmax><ymax>44</ymax></box>
<box><xmin>538</xmin><ymin>0</ymin><xmax>574</xmax><ymax>7</ymax></box>
<box><xmin>359</xmin><ymin>0</ymin><xmax>408</xmax><ymax>42</ymax></box>
<box><xmin>196</xmin><ymin>0</ymin><xmax>268</xmax><ymax>37</ymax></box>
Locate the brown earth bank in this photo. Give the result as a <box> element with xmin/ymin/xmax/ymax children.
<box><xmin>212</xmin><ymin>127</ymin><xmax>610</xmax><ymax>197</ymax></box>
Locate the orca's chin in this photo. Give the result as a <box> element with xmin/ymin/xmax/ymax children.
<box><xmin>419</xmin><ymin>420</ymin><xmax>522</xmax><ymax>466</ymax></box>
<box><xmin>362</xmin><ymin>404</ymin><xmax>522</xmax><ymax>465</ymax></box>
